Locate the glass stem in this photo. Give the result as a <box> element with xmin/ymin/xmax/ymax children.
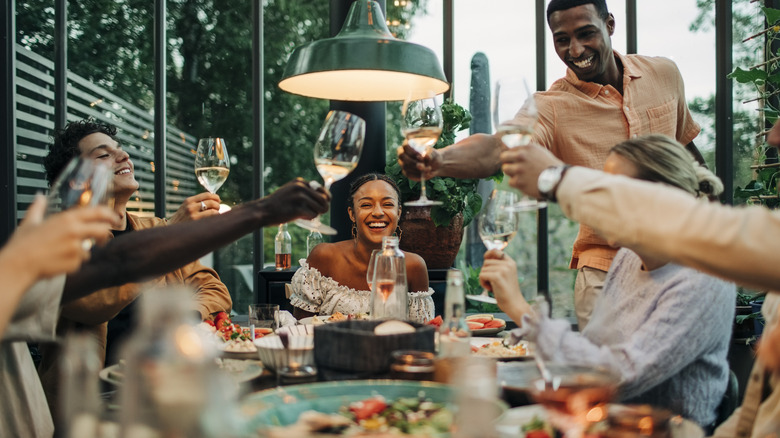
<box><xmin>419</xmin><ymin>176</ymin><xmax>428</xmax><ymax>200</ymax></box>
<box><xmin>310</xmin><ymin>180</ymin><xmax>334</xmax><ymax>227</ymax></box>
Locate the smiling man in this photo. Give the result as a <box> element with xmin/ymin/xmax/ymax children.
<box><xmin>37</xmin><ymin>118</ymin><xmax>232</xmax><ymax>418</ymax></box>
<box><xmin>397</xmin><ymin>0</ymin><xmax>703</xmax><ymax>330</ymax></box>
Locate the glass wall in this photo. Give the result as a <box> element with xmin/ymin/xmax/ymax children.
<box><xmin>9</xmin><ymin>0</ymin><xmax>758</xmax><ymax>318</ymax></box>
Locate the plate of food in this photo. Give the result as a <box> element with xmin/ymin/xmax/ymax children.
<box><xmin>467</xmin><ymin>314</ymin><xmax>507</xmax><ymax>336</ymax></box>
<box><xmin>99</xmin><ymin>358</ymin><xmax>264</xmax><ymax>386</ymax></box>
<box><xmin>495</xmin><ymin>405</ymin><xmax>554</xmax><ymax>438</ymax></box>
<box><xmin>297</xmin><ymin>311</ymin><xmax>368</xmax><ymax>325</ymax></box>
<box><xmin>197</xmin><ymin>311</ymin><xmax>275</xmax><ymax>359</ymax></box>
<box><xmin>241</xmin><ymin>380</ymin><xmax>506</xmax><ymax>437</ymax></box>
<box><xmin>471</xmin><ymin>337</ymin><xmax>533</xmax><ymax>361</ymax></box>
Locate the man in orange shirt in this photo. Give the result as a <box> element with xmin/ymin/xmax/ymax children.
<box><xmin>397</xmin><ymin>0</ymin><xmax>703</xmax><ymax>329</ymax></box>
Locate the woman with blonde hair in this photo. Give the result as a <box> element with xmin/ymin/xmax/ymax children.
<box><xmin>480</xmin><ymin>134</ymin><xmax>734</xmax><ymax>430</ymax></box>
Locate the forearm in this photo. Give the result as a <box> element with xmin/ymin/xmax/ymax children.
<box><xmin>63</xmin><ymin>198</ymin><xmax>269</xmax><ymax>301</ymax></box>
<box><xmin>437</xmin><ymin>134</ymin><xmax>502</xmax><ymax>179</ymax></box>
<box><xmin>187</xmin><ymin>269</ymin><xmax>233</xmax><ymax>319</ymax></box>
<box><xmin>0</xmin><ymin>266</ymin><xmax>36</xmax><ymax>338</ymax></box>
<box><xmin>558</xmin><ymin>167</ymin><xmax>780</xmax><ymax>291</ymax></box>
<box><xmin>60</xmin><ymin>284</ymin><xmax>142</xmax><ymax>325</ymax></box>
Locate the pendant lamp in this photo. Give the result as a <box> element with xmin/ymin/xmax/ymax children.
<box><xmin>279</xmin><ymin>0</ymin><xmax>449</xmax><ymax>101</ymax></box>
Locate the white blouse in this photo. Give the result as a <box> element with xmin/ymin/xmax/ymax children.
<box><xmin>290</xmin><ymin>260</ymin><xmax>435</xmax><ymax>323</ymax></box>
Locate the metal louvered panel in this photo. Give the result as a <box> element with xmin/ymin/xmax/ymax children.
<box><xmin>14</xmin><ymin>44</ymin><xmax>199</xmax><ymax>222</ymax></box>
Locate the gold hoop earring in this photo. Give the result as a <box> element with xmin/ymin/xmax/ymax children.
<box><xmin>352</xmin><ymin>222</ymin><xmax>357</xmax><ymax>240</ymax></box>
<box><xmin>395</xmin><ymin>226</ymin><xmax>403</xmax><ymax>241</ymax></box>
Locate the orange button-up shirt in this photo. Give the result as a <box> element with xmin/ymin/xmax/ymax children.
<box><xmin>530</xmin><ymin>51</ymin><xmax>700</xmax><ymax>271</ymax></box>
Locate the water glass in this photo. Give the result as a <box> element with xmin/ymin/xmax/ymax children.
<box><xmin>248</xmin><ymin>304</ymin><xmax>279</xmax><ymax>330</ymax></box>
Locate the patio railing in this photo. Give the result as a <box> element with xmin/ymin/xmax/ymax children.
<box><xmin>13</xmin><ymin>44</ymin><xmax>199</xmax><ymax>221</ymax></box>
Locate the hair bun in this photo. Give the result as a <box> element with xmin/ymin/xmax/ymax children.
<box><xmin>694</xmin><ymin>163</ymin><xmax>724</xmax><ymax>198</ymax></box>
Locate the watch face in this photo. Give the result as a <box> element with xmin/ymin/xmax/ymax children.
<box><xmin>539</xmin><ymin>168</ymin><xmax>558</xmax><ymax>194</ymax></box>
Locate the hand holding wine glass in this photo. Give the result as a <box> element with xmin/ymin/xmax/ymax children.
<box><xmin>494</xmin><ymin>78</ymin><xmax>546</xmax><ymax>211</ymax></box>
<box><xmin>295</xmin><ymin>110</ymin><xmax>365</xmax><ymax>235</ymax></box>
<box><xmin>466</xmin><ymin>190</ymin><xmax>519</xmax><ymax>304</ymax></box>
<box><xmin>194</xmin><ymin>138</ymin><xmax>230</xmax><ymax>195</ymax></box>
<box><xmin>401</xmin><ymin>94</ymin><xmax>443</xmax><ymax>207</ymax></box>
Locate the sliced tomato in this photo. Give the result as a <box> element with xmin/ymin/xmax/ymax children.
<box><xmin>426</xmin><ymin>315</ymin><xmax>443</xmax><ymax>327</ymax></box>
<box><xmin>483</xmin><ymin>319</ymin><xmax>506</xmax><ymax>329</ymax></box>
<box><xmin>349</xmin><ymin>398</ymin><xmax>387</xmax><ymax>421</ymax></box>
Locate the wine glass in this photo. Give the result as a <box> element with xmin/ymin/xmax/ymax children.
<box><xmin>194</xmin><ymin>138</ymin><xmax>230</xmax><ymax>195</ymax></box>
<box><xmin>493</xmin><ymin>78</ymin><xmax>547</xmax><ymax>211</ymax></box>
<box><xmin>47</xmin><ymin>156</ymin><xmax>114</xmax><ymax>214</ymax></box>
<box><xmin>295</xmin><ymin>110</ymin><xmax>365</xmax><ymax>235</ymax></box>
<box><xmin>529</xmin><ymin>363</ymin><xmax>618</xmax><ymax>438</ymax></box>
<box><xmin>46</xmin><ymin>156</ymin><xmax>114</xmax><ymax>250</ymax></box>
<box><xmin>466</xmin><ymin>190</ymin><xmax>519</xmax><ymax>304</ymax></box>
<box><xmin>366</xmin><ymin>249</ymin><xmax>380</xmax><ymax>292</ymax></box>
<box><xmin>401</xmin><ymin>94</ymin><xmax>443</xmax><ymax>207</ymax></box>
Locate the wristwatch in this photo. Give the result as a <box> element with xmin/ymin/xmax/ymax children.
<box><xmin>537</xmin><ymin>165</ymin><xmax>571</xmax><ymax>203</ymax></box>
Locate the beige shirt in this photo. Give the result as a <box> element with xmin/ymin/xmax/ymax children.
<box><xmin>556</xmin><ymin>166</ymin><xmax>780</xmax><ymax>436</ymax></box>
<box><xmin>1</xmin><ymin>275</ymin><xmax>66</xmax><ymax>438</ymax></box>
<box><xmin>558</xmin><ymin>166</ymin><xmax>780</xmax><ymax>290</ymax></box>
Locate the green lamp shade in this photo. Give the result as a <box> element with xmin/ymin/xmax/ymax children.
<box><xmin>279</xmin><ymin>0</ymin><xmax>449</xmax><ymax>101</ymax></box>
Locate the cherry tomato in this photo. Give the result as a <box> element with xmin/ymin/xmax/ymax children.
<box><xmin>349</xmin><ymin>399</ymin><xmax>387</xmax><ymax>421</ymax></box>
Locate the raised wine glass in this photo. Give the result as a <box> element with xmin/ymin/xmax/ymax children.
<box><xmin>401</xmin><ymin>94</ymin><xmax>443</xmax><ymax>207</ymax></box>
<box><xmin>466</xmin><ymin>190</ymin><xmax>519</xmax><ymax>304</ymax></box>
<box><xmin>295</xmin><ymin>110</ymin><xmax>365</xmax><ymax>235</ymax></box>
<box><xmin>46</xmin><ymin>156</ymin><xmax>114</xmax><ymax>250</ymax></box>
<box><xmin>194</xmin><ymin>137</ymin><xmax>230</xmax><ymax>195</ymax></box>
<box><xmin>47</xmin><ymin>156</ymin><xmax>114</xmax><ymax>215</ymax></box>
<box><xmin>493</xmin><ymin>78</ymin><xmax>547</xmax><ymax>211</ymax></box>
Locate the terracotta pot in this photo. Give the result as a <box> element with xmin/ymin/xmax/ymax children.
<box><xmin>399</xmin><ymin>208</ymin><xmax>464</xmax><ymax>269</ymax></box>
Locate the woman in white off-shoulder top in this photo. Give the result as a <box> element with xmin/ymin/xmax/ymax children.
<box><xmin>290</xmin><ymin>173</ymin><xmax>434</xmax><ymax>323</ymax></box>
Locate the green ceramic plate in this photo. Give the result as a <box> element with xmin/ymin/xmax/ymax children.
<box><xmin>241</xmin><ymin>380</ymin><xmax>462</xmax><ymax>433</ymax></box>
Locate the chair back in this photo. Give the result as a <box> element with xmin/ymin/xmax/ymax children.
<box><xmin>714</xmin><ymin>369</ymin><xmax>739</xmax><ymax>428</ymax></box>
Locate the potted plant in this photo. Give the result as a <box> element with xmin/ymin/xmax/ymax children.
<box><xmin>386</xmin><ymin>99</ymin><xmax>497</xmax><ymax>268</ymax></box>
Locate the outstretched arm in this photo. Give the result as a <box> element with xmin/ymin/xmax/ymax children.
<box><xmin>63</xmin><ymin>179</ymin><xmax>329</xmax><ymax>302</ymax></box>
<box><xmin>397</xmin><ymin>133</ymin><xmax>503</xmax><ymax>181</ymax></box>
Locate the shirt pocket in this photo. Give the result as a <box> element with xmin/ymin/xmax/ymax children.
<box><xmin>646</xmin><ymin>99</ymin><xmax>678</xmax><ymax>136</ymax></box>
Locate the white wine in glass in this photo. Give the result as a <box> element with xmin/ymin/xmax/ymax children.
<box><xmin>466</xmin><ymin>190</ymin><xmax>519</xmax><ymax>304</ymax></box>
<box><xmin>194</xmin><ymin>138</ymin><xmax>230</xmax><ymax>194</ymax></box>
<box><xmin>493</xmin><ymin>78</ymin><xmax>546</xmax><ymax>211</ymax></box>
<box><xmin>295</xmin><ymin>110</ymin><xmax>365</xmax><ymax>235</ymax></box>
<box><xmin>402</xmin><ymin>94</ymin><xmax>443</xmax><ymax>207</ymax></box>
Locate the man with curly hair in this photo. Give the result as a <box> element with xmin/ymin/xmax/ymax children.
<box><xmin>37</xmin><ymin>118</ymin><xmax>232</xmax><ymax>418</ymax></box>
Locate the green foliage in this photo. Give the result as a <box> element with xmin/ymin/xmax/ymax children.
<box><xmin>728</xmin><ymin>4</ymin><xmax>780</xmax><ymax>209</ymax></box>
<box><xmin>16</xmin><ymin>0</ymin><xmax>429</xmax><ymax>267</ymax></box>
<box><xmin>386</xmin><ymin>99</ymin><xmax>496</xmax><ymax>227</ymax></box>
